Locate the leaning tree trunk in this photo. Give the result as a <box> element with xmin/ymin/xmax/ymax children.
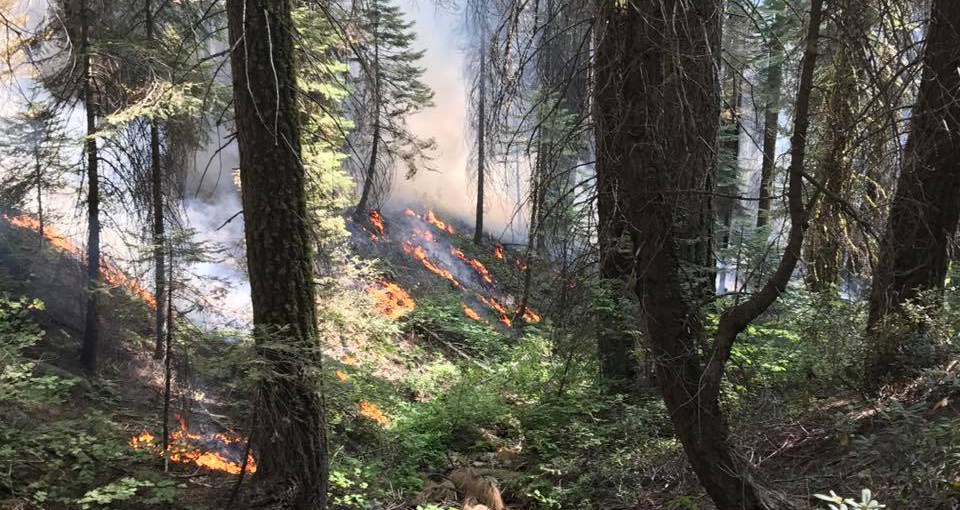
<box><xmin>756</xmin><ymin>12</ymin><xmax>785</xmax><ymax>229</ymax></box>
<box><xmin>226</xmin><ymin>1</ymin><xmax>328</xmax><ymax>508</ymax></box>
<box><xmin>596</xmin><ymin>0</ymin><xmax>823</xmax><ymax>507</ymax></box>
<box><xmin>355</xmin><ymin>17</ymin><xmax>380</xmax><ymax>218</ymax></box>
<box><xmin>79</xmin><ymin>0</ymin><xmax>101</xmax><ymax>373</ymax></box>
<box><xmin>865</xmin><ymin>0</ymin><xmax>960</xmax><ymax>391</ymax></box>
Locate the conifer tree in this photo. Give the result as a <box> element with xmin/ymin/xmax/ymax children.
<box><xmin>352</xmin><ymin>0</ymin><xmax>435</xmax><ymax>216</ymax></box>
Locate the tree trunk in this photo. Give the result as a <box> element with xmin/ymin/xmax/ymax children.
<box><xmin>473</xmin><ymin>41</ymin><xmax>486</xmax><ymax>246</ymax></box>
<box><xmin>593</xmin><ymin>7</ymin><xmax>637</xmax><ymax>393</ymax></box>
<box><xmin>356</xmin><ymin>15</ymin><xmax>380</xmax><ymax>218</ymax></box>
<box><xmin>596</xmin><ymin>0</ymin><xmax>823</xmax><ymax>507</ymax></box>
<box><xmin>804</xmin><ymin>1</ymin><xmax>859</xmax><ymax>294</ymax></box>
<box><xmin>35</xmin><ymin>153</ymin><xmax>44</xmax><ymax>245</ymax></box>
<box><xmin>756</xmin><ymin>13</ymin><xmax>785</xmax><ymax>229</ymax></box>
<box><xmin>79</xmin><ymin>0</ymin><xmax>101</xmax><ymax>373</ymax></box>
<box><xmin>865</xmin><ymin>0</ymin><xmax>960</xmax><ymax>390</ymax></box>
<box><xmin>147</xmin><ymin>0</ymin><xmax>166</xmax><ymax>360</ymax></box>
<box><xmin>226</xmin><ymin>1</ymin><xmax>328</xmax><ymax>508</ymax></box>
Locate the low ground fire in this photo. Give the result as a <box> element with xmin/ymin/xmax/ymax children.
<box><xmin>2</xmin><ymin>214</ymin><xmax>156</xmax><ymax>308</ymax></box>
<box><xmin>129</xmin><ymin>415</ymin><xmax>256</xmax><ymax>475</ymax></box>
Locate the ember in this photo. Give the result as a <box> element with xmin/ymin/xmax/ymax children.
<box><xmin>494</xmin><ymin>244</ymin><xmax>505</xmax><ymax>260</ymax></box>
<box><xmin>359</xmin><ymin>401</ymin><xmax>391</xmax><ymax>426</ymax></box>
<box><xmin>369</xmin><ymin>210</ymin><xmax>385</xmax><ymax>238</ymax></box>
<box><xmin>129</xmin><ymin>415</ymin><xmax>256</xmax><ymax>475</ymax></box>
<box><xmin>3</xmin><ymin>214</ymin><xmax>157</xmax><ymax>308</ymax></box>
<box><xmin>369</xmin><ymin>281</ymin><xmax>415</xmax><ymax>319</ymax></box>
<box><xmin>335</xmin><ymin>370</ymin><xmax>350</xmax><ymax>382</ymax></box>
<box><xmin>462</xmin><ymin>304</ymin><xmax>482</xmax><ymax>322</ymax></box>
<box><xmin>520</xmin><ymin>306</ymin><xmax>542</xmax><ymax>323</ymax></box>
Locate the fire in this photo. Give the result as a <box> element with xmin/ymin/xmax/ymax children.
<box><xmin>368</xmin><ymin>281</ymin><xmax>415</xmax><ymax>319</ymax></box>
<box><xmin>3</xmin><ymin>214</ymin><xmax>156</xmax><ymax>308</ymax></box>
<box><xmin>128</xmin><ymin>415</ymin><xmax>256</xmax><ymax>475</ymax></box>
<box><xmin>359</xmin><ymin>401</ymin><xmax>391</xmax><ymax>426</ymax></box>
<box><xmin>515</xmin><ymin>258</ymin><xmax>528</xmax><ymax>271</ymax></box>
<box><xmin>462</xmin><ymin>304</ymin><xmax>482</xmax><ymax>322</ymax></box>
<box><xmin>425</xmin><ymin>210</ymin><xmax>455</xmax><ymax>234</ymax></box>
<box><xmin>451</xmin><ymin>248</ymin><xmax>494</xmax><ymax>284</ymax></box>
<box><xmin>494</xmin><ymin>244</ymin><xmax>505</xmax><ymax>260</ymax></box>
<box><xmin>369</xmin><ymin>210</ymin><xmax>385</xmax><ymax>239</ymax></box>
<box><xmin>402</xmin><ymin>241</ymin><xmax>462</xmax><ymax>288</ymax></box>
<box><xmin>520</xmin><ymin>306</ymin><xmax>542</xmax><ymax>324</ymax></box>
<box><xmin>335</xmin><ymin>370</ymin><xmax>350</xmax><ymax>382</ymax></box>
<box><xmin>342</xmin><ymin>354</ymin><xmax>357</xmax><ymax>365</ymax></box>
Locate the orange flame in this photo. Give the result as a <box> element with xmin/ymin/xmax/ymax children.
<box><xmin>359</xmin><ymin>401</ymin><xmax>391</xmax><ymax>426</ymax></box>
<box><xmin>368</xmin><ymin>281</ymin><xmax>415</xmax><ymax>319</ymax></box>
<box><xmin>425</xmin><ymin>210</ymin><xmax>455</xmax><ymax>234</ymax></box>
<box><xmin>477</xmin><ymin>295</ymin><xmax>511</xmax><ymax>327</ymax></box>
<box><xmin>462</xmin><ymin>304</ymin><xmax>482</xmax><ymax>322</ymax></box>
<box><xmin>128</xmin><ymin>415</ymin><xmax>256</xmax><ymax>475</ymax></box>
<box><xmin>341</xmin><ymin>354</ymin><xmax>357</xmax><ymax>365</ymax></box>
<box><xmin>369</xmin><ymin>210</ymin><xmax>385</xmax><ymax>239</ymax></box>
<box><xmin>520</xmin><ymin>306</ymin><xmax>542</xmax><ymax>323</ymax></box>
<box><xmin>335</xmin><ymin>370</ymin><xmax>350</xmax><ymax>382</ymax></box>
<box><xmin>451</xmin><ymin>248</ymin><xmax>494</xmax><ymax>284</ymax></box>
<box><xmin>3</xmin><ymin>214</ymin><xmax>156</xmax><ymax>308</ymax></box>
<box><xmin>494</xmin><ymin>244</ymin><xmax>505</xmax><ymax>260</ymax></box>
<box><xmin>402</xmin><ymin>241</ymin><xmax>462</xmax><ymax>288</ymax></box>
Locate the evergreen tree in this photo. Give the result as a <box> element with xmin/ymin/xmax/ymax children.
<box><xmin>351</xmin><ymin>0</ymin><xmax>435</xmax><ymax>216</ymax></box>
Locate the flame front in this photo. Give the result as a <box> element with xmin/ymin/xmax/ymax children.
<box><xmin>462</xmin><ymin>304</ymin><xmax>482</xmax><ymax>321</ymax></box>
<box><xmin>425</xmin><ymin>210</ymin><xmax>455</xmax><ymax>234</ymax></box>
<box><xmin>369</xmin><ymin>281</ymin><xmax>415</xmax><ymax>319</ymax></box>
<box><xmin>3</xmin><ymin>214</ymin><xmax>156</xmax><ymax>308</ymax></box>
<box><xmin>402</xmin><ymin>241</ymin><xmax>462</xmax><ymax>288</ymax></box>
<box><xmin>359</xmin><ymin>401</ymin><xmax>391</xmax><ymax>426</ymax></box>
<box><xmin>369</xmin><ymin>210</ymin><xmax>385</xmax><ymax>239</ymax></box>
<box><xmin>129</xmin><ymin>415</ymin><xmax>256</xmax><ymax>475</ymax></box>
<box><xmin>451</xmin><ymin>249</ymin><xmax>494</xmax><ymax>284</ymax></box>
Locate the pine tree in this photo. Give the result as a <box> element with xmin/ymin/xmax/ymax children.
<box><xmin>352</xmin><ymin>0</ymin><xmax>435</xmax><ymax>216</ymax></box>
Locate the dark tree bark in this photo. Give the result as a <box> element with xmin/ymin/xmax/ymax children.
<box><xmin>865</xmin><ymin>0</ymin><xmax>960</xmax><ymax>390</ymax></box>
<box><xmin>756</xmin><ymin>12</ymin><xmax>785</xmax><ymax>229</ymax></box>
<box><xmin>593</xmin><ymin>7</ymin><xmax>637</xmax><ymax>393</ymax></box>
<box><xmin>595</xmin><ymin>0</ymin><xmax>823</xmax><ymax>507</ymax></box>
<box><xmin>226</xmin><ymin>1</ymin><xmax>328</xmax><ymax>508</ymax></box>
<box><xmin>355</xmin><ymin>14</ymin><xmax>380</xmax><ymax>218</ymax></box>
<box><xmin>79</xmin><ymin>0</ymin><xmax>101</xmax><ymax>373</ymax></box>
<box><xmin>473</xmin><ymin>41</ymin><xmax>486</xmax><ymax>246</ymax></box>
<box><xmin>147</xmin><ymin>0</ymin><xmax>166</xmax><ymax>360</ymax></box>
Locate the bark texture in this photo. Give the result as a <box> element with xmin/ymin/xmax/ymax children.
<box><xmin>80</xmin><ymin>0</ymin><xmax>101</xmax><ymax>373</ymax></box>
<box><xmin>594</xmin><ymin>0</ymin><xmax>823</xmax><ymax>507</ymax></box>
<box><xmin>226</xmin><ymin>1</ymin><xmax>328</xmax><ymax>507</ymax></box>
<box><xmin>866</xmin><ymin>0</ymin><xmax>960</xmax><ymax>389</ymax></box>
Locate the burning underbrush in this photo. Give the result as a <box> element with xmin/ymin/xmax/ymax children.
<box><xmin>1</xmin><ymin>213</ymin><xmax>156</xmax><ymax>308</ymax></box>
<box><xmin>353</xmin><ymin>207</ymin><xmax>541</xmax><ymax>328</ymax></box>
<box><xmin>129</xmin><ymin>415</ymin><xmax>255</xmax><ymax>475</ymax></box>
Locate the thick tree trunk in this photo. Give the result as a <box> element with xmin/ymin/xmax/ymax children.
<box><xmin>79</xmin><ymin>0</ymin><xmax>101</xmax><ymax>373</ymax></box>
<box><xmin>596</xmin><ymin>0</ymin><xmax>823</xmax><ymax>507</ymax></box>
<box><xmin>593</xmin><ymin>9</ymin><xmax>637</xmax><ymax>393</ymax></box>
<box><xmin>473</xmin><ymin>42</ymin><xmax>485</xmax><ymax>246</ymax></box>
<box><xmin>866</xmin><ymin>0</ymin><xmax>960</xmax><ymax>390</ymax></box>
<box><xmin>226</xmin><ymin>2</ymin><xmax>328</xmax><ymax>508</ymax></box>
<box><xmin>756</xmin><ymin>14</ymin><xmax>785</xmax><ymax>229</ymax></box>
<box><xmin>147</xmin><ymin>0</ymin><xmax>166</xmax><ymax>360</ymax></box>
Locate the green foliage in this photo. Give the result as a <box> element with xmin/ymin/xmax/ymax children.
<box><xmin>77</xmin><ymin>476</ymin><xmax>178</xmax><ymax>509</ymax></box>
<box><xmin>814</xmin><ymin>489</ymin><xmax>885</xmax><ymax>510</ymax></box>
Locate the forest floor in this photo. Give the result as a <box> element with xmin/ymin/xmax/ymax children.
<box><xmin>2</xmin><ymin>210</ymin><xmax>960</xmax><ymax>510</ymax></box>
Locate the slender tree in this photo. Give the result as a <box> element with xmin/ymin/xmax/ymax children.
<box><xmin>756</xmin><ymin>2</ymin><xmax>787</xmax><ymax>228</ymax></box>
<box><xmin>352</xmin><ymin>0</ymin><xmax>434</xmax><ymax>216</ymax></box>
<box><xmin>865</xmin><ymin>0</ymin><xmax>960</xmax><ymax>391</ymax></box>
<box><xmin>226</xmin><ymin>1</ymin><xmax>328</xmax><ymax>507</ymax></box>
